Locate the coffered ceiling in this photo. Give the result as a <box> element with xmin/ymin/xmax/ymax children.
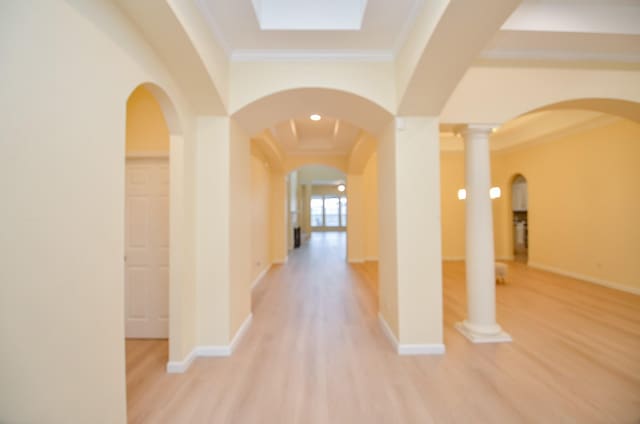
<box><xmin>271</xmin><ymin>116</ymin><xmax>362</xmax><ymax>155</ymax></box>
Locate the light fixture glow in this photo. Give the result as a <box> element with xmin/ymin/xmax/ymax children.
<box><xmin>337</xmin><ymin>183</ymin><xmax>346</xmax><ymax>192</ymax></box>
<box><xmin>457</xmin><ymin>187</ymin><xmax>501</xmax><ymax>200</ymax></box>
<box><xmin>310</xmin><ymin>114</ymin><xmax>321</xmax><ymax>121</ymax></box>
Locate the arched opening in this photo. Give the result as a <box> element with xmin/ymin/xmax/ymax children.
<box><xmin>489</xmin><ymin>98</ymin><xmax>640</xmax><ymax>292</ymax></box>
<box><xmin>123</xmin><ymin>82</ymin><xmax>183</xmax><ymax>399</ymax></box>
<box><xmin>239</xmin><ymin>88</ymin><xmax>384</xmax><ymax>346</ymax></box>
<box><xmin>510</xmin><ymin>174</ymin><xmax>528</xmax><ymax>263</ymax></box>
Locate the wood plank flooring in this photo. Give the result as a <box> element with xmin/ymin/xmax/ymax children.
<box><xmin>126</xmin><ymin>232</ymin><xmax>640</xmax><ymax>423</ymax></box>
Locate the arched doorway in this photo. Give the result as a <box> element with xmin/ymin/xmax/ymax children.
<box><xmin>123</xmin><ymin>82</ymin><xmax>183</xmax><ymax>375</ymax></box>
<box><xmin>511</xmin><ymin>174</ymin><xmax>528</xmax><ymax>263</ymax></box>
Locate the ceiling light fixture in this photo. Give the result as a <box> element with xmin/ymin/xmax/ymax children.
<box><xmin>337</xmin><ymin>183</ymin><xmax>346</xmax><ymax>192</ymax></box>
<box><xmin>310</xmin><ymin>114</ymin><xmax>321</xmax><ymax>121</ymax></box>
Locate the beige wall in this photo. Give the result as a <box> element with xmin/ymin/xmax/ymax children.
<box><xmin>440</xmin><ymin>152</ymin><xmax>466</xmax><ymax>259</ymax></box>
<box><xmin>270</xmin><ymin>172</ymin><xmax>288</xmax><ymax>263</ymax></box>
<box><xmin>493</xmin><ymin>118</ymin><xmax>640</xmax><ymax>292</ymax></box>
<box><xmin>363</xmin><ymin>152</ymin><xmax>379</xmax><ymax>260</ymax></box>
<box><xmin>250</xmin><ymin>145</ymin><xmax>272</xmax><ymax>283</ymax></box>
<box><xmin>126</xmin><ymin>85</ymin><xmax>170</xmax><ymax>153</ymax></box>
<box><xmin>377</xmin><ymin>121</ymin><xmax>400</xmax><ymax>336</ymax></box>
<box><xmin>440</xmin><ymin>118</ymin><xmax>640</xmax><ymax>292</ymax></box>
<box><xmin>229</xmin><ymin>119</ymin><xmax>252</xmax><ymax>336</ymax></box>
<box><xmin>0</xmin><ymin>1</ymin><xmax>201</xmax><ymax>422</ymax></box>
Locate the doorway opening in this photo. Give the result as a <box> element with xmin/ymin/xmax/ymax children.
<box><xmin>124</xmin><ymin>83</ymin><xmax>183</xmax><ymax>407</ymax></box>
<box><xmin>511</xmin><ymin>174</ymin><xmax>528</xmax><ymax>263</ymax></box>
<box><xmin>288</xmin><ymin>165</ymin><xmax>347</xmax><ymax>254</ymax></box>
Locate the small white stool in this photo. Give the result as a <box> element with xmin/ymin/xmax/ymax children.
<box><xmin>495</xmin><ymin>262</ymin><xmax>508</xmax><ymax>284</ymax></box>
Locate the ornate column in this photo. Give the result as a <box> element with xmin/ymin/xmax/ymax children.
<box><xmin>455</xmin><ymin>125</ymin><xmax>511</xmax><ymax>343</ymax></box>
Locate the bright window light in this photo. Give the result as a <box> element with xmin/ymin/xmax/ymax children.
<box><xmin>310</xmin><ymin>114</ymin><xmax>321</xmax><ymax>121</ymax></box>
<box><xmin>457</xmin><ymin>189</ymin><xmax>466</xmax><ymax>200</ymax></box>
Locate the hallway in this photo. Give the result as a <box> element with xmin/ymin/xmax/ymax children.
<box><xmin>127</xmin><ymin>233</ymin><xmax>640</xmax><ymax>423</ymax></box>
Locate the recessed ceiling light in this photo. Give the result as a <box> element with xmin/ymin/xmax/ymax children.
<box><xmin>310</xmin><ymin>114</ymin><xmax>321</xmax><ymax>121</ymax></box>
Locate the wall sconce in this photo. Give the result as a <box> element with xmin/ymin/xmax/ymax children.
<box><xmin>337</xmin><ymin>183</ymin><xmax>346</xmax><ymax>192</ymax></box>
<box><xmin>457</xmin><ymin>187</ymin><xmax>501</xmax><ymax>200</ymax></box>
<box><xmin>489</xmin><ymin>187</ymin><xmax>501</xmax><ymax>199</ymax></box>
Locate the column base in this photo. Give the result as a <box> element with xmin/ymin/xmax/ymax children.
<box><xmin>455</xmin><ymin>321</ymin><xmax>512</xmax><ymax>344</ymax></box>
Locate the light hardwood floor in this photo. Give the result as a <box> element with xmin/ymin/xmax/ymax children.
<box><xmin>127</xmin><ymin>232</ymin><xmax>640</xmax><ymax>423</ymax></box>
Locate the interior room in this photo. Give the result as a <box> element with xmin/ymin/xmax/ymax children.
<box><xmin>2</xmin><ymin>1</ymin><xmax>639</xmax><ymax>422</ymax></box>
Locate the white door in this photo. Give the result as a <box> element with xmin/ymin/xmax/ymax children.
<box><xmin>125</xmin><ymin>158</ymin><xmax>169</xmax><ymax>338</ymax></box>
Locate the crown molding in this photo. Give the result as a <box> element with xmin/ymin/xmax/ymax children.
<box><xmin>231</xmin><ymin>49</ymin><xmax>394</xmax><ymax>62</ymax></box>
<box><xmin>481</xmin><ymin>49</ymin><xmax>640</xmax><ymax>65</ymax></box>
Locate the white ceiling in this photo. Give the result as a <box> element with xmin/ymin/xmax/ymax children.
<box><xmin>195</xmin><ymin>0</ymin><xmax>640</xmax><ymax>64</ymax></box>
<box><xmin>272</xmin><ymin>116</ymin><xmax>362</xmax><ymax>155</ymax></box>
<box><xmin>196</xmin><ymin>0</ymin><xmax>423</xmax><ymax>60</ymax></box>
<box><xmin>482</xmin><ymin>0</ymin><xmax>640</xmax><ymax>65</ymax></box>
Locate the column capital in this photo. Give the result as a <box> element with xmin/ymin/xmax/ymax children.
<box><xmin>456</xmin><ymin>124</ymin><xmax>499</xmax><ymax>139</ymax></box>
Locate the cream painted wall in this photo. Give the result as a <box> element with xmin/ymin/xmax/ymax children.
<box><xmin>0</xmin><ymin>1</ymin><xmax>201</xmax><ymax>422</ymax></box>
<box><xmin>440</xmin><ymin>152</ymin><xmax>466</xmax><ymax>259</ymax></box>
<box><xmin>250</xmin><ymin>145</ymin><xmax>272</xmax><ymax>283</ymax></box>
<box><xmin>394</xmin><ymin>118</ymin><xmax>443</xmax><ymax>345</ymax></box>
<box><xmin>363</xmin><ymin>152</ymin><xmax>379</xmax><ymax>260</ymax></box>
<box><xmin>347</xmin><ymin>175</ymin><xmax>365</xmax><ymax>261</ymax></box>
<box><xmin>442</xmin><ymin>66</ymin><xmax>640</xmax><ymax>124</ymax></box>
<box><xmin>378</xmin><ymin>118</ymin><xmax>444</xmax><ymax>346</ymax></box>
<box><xmin>493</xmin><ymin>118</ymin><xmax>640</xmax><ymax>292</ymax></box>
<box><xmin>377</xmin><ymin>121</ymin><xmax>400</xmax><ymax>336</ymax></box>
<box><xmin>270</xmin><ymin>172</ymin><xmax>288</xmax><ymax>263</ymax></box>
<box><xmin>126</xmin><ymin>85</ymin><xmax>170</xmax><ymax>153</ymax></box>
<box><xmin>229</xmin><ymin>119</ymin><xmax>252</xmax><ymax>336</ymax></box>
<box><xmin>229</xmin><ymin>61</ymin><xmax>396</xmax><ymax>116</ymax></box>
<box><xmin>196</xmin><ymin>117</ymin><xmax>231</xmax><ymax>345</ymax></box>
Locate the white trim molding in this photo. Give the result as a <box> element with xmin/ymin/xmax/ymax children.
<box><xmin>251</xmin><ymin>265</ymin><xmax>272</xmax><ymax>290</ymax></box>
<box><xmin>230</xmin><ymin>314</ymin><xmax>253</xmax><ymax>352</ymax></box>
<box><xmin>378</xmin><ymin>313</ymin><xmax>446</xmax><ymax>355</ymax></box>
<box><xmin>166</xmin><ymin>314</ymin><xmax>254</xmax><ymax>373</ymax></box>
<box><xmin>528</xmin><ymin>262</ymin><xmax>640</xmax><ymax>296</ymax></box>
<box><xmin>166</xmin><ymin>349</ymin><xmax>197</xmax><ymax>373</ymax></box>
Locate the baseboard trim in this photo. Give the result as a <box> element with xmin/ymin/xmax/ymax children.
<box><xmin>273</xmin><ymin>258</ymin><xmax>288</xmax><ymax>265</ymax></box>
<box><xmin>166</xmin><ymin>349</ymin><xmax>197</xmax><ymax>373</ymax></box>
<box><xmin>377</xmin><ymin>313</ymin><xmax>445</xmax><ymax>355</ymax></box>
<box><xmin>166</xmin><ymin>313</ymin><xmax>254</xmax><ymax>373</ymax></box>
<box><xmin>230</xmin><ymin>314</ymin><xmax>253</xmax><ymax>352</ymax></box>
<box><xmin>197</xmin><ymin>345</ymin><xmax>232</xmax><ymax>357</ymax></box>
<box><xmin>443</xmin><ymin>256</ymin><xmax>514</xmax><ymax>262</ymax></box>
<box><xmin>251</xmin><ymin>265</ymin><xmax>271</xmax><ymax>290</ymax></box>
<box><xmin>528</xmin><ymin>262</ymin><xmax>640</xmax><ymax>296</ymax></box>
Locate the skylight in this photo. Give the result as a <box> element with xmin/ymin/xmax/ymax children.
<box><xmin>251</xmin><ymin>0</ymin><xmax>368</xmax><ymax>30</ymax></box>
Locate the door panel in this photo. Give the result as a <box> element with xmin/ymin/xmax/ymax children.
<box><xmin>125</xmin><ymin>159</ymin><xmax>169</xmax><ymax>338</ymax></box>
